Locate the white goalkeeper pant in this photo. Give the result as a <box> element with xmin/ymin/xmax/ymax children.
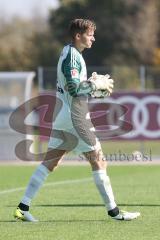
<box><xmin>48</xmin><ymin>127</ymin><xmax>101</xmax><ymax>154</ymax></box>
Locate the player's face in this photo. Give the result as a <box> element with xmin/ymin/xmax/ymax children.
<box><xmin>80</xmin><ymin>29</ymin><xmax>95</xmax><ymax>48</ymax></box>
<box><xmin>75</xmin><ymin>28</ymin><xmax>95</xmax><ymax>51</ymax></box>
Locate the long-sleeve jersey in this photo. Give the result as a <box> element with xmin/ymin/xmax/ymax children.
<box><xmin>53</xmin><ymin>44</ymin><xmax>93</xmax><ymax>130</ymax></box>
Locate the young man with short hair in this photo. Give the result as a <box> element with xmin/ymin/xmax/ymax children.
<box><xmin>14</xmin><ymin>18</ymin><xmax>140</xmax><ymax>222</ymax></box>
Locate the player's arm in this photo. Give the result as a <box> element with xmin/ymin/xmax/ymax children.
<box><xmin>62</xmin><ymin>51</ymin><xmax>94</xmax><ymax>97</ymax></box>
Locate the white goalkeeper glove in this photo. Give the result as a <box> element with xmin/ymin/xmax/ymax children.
<box><xmin>88</xmin><ymin>72</ymin><xmax>114</xmax><ymax>94</ymax></box>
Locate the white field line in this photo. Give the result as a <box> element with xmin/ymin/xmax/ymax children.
<box><xmin>0</xmin><ymin>178</ymin><xmax>92</xmax><ymax>196</ymax></box>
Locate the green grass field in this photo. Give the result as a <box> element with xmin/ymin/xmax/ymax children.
<box><xmin>0</xmin><ymin>164</ymin><xmax>160</xmax><ymax>240</ymax></box>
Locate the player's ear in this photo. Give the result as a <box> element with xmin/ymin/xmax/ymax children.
<box><xmin>75</xmin><ymin>33</ymin><xmax>81</xmax><ymax>40</ymax></box>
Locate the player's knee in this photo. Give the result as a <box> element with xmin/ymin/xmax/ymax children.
<box><xmin>91</xmin><ymin>159</ymin><xmax>107</xmax><ymax>170</ymax></box>
<box><xmin>84</xmin><ymin>149</ymin><xmax>107</xmax><ymax>170</ymax></box>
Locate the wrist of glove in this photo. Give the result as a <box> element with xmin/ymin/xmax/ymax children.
<box><xmin>90</xmin><ymin>89</ymin><xmax>110</xmax><ymax>98</ymax></box>
<box><xmin>88</xmin><ymin>72</ymin><xmax>114</xmax><ymax>94</ymax></box>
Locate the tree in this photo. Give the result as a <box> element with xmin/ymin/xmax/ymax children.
<box><xmin>0</xmin><ymin>0</ymin><xmax>159</xmax><ymax>71</ymax></box>
<box><xmin>0</xmin><ymin>16</ymin><xmax>59</xmax><ymax>71</ymax></box>
<box><xmin>48</xmin><ymin>0</ymin><xmax>159</xmax><ymax>65</ymax></box>
<box><xmin>0</xmin><ymin>17</ymin><xmax>33</xmax><ymax>70</ymax></box>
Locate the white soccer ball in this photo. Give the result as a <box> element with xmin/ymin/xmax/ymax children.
<box><xmin>132</xmin><ymin>151</ymin><xmax>143</xmax><ymax>161</ymax></box>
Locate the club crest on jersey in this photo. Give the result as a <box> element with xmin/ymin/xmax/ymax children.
<box><xmin>71</xmin><ymin>69</ymin><xmax>79</xmax><ymax>78</ymax></box>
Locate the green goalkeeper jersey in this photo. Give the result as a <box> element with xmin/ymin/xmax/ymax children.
<box><xmin>57</xmin><ymin>44</ymin><xmax>92</xmax><ymax>99</ymax></box>
<box><xmin>53</xmin><ymin>44</ymin><xmax>92</xmax><ymax>130</ymax></box>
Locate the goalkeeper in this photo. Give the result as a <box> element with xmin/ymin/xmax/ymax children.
<box><xmin>14</xmin><ymin>18</ymin><xmax>140</xmax><ymax>222</ymax></box>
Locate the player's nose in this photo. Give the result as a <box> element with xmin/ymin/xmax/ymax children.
<box><xmin>92</xmin><ymin>36</ymin><xmax>95</xmax><ymax>42</ymax></box>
